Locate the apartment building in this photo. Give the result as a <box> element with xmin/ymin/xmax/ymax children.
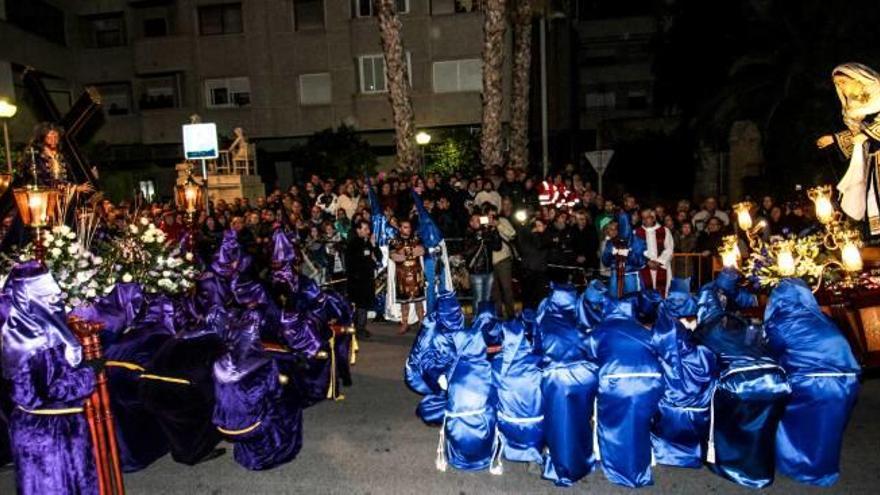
<box><xmin>0</xmin><ymin>0</ymin><xmax>500</xmax><ymax>197</ymax></box>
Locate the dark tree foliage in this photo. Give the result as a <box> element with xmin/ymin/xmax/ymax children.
<box><xmin>289</xmin><ymin>125</ymin><xmax>378</xmax><ymax>178</ymax></box>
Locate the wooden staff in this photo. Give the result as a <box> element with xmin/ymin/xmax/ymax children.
<box><xmin>614</xmin><ymin>238</ymin><xmax>627</xmax><ymax>299</ymax></box>
<box><xmin>70</xmin><ymin>317</ymin><xmax>126</xmax><ymax>495</ymax></box>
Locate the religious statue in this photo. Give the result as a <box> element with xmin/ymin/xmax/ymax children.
<box><xmin>27</xmin><ymin>122</ymin><xmax>93</xmax><ymax>194</ymax></box>
<box><xmin>818</xmin><ymin>63</ymin><xmax>880</xmax><ymax>239</ymax></box>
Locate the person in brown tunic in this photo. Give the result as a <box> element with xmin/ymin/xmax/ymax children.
<box><xmin>389</xmin><ymin>220</ymin><xmax>425</xmax><ymax>334</ymax></box>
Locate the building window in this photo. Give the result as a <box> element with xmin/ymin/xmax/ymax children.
<box><xmin>143</xmin><ymin>17</ymin><xmax>169</xmax><ymax>37</ymax></box>
<box><xmin>205</xmin><ymin>77</ymin><xmax>251</xmax><ymax>108</ymax></box>
<box><xmin>138</xmin><ymin>74</ymin><xmax>182</xmax><ymax>110</ymax></box>
<box><xmin>586</xmin><ymin>91</ymin><xmax>616</xmax><ymax>109</ymax></box>
<box><xmin>299</xmin><ymin>73</ymin><xmax>332</xmax><ymax>105</ymax></box>
<box><xmin>294</xmin><ymin>0</ymin><xmax>324</xmax><ymax>30</ymax></box>
<box><xmin>353</xmin><ymin>0</ymin><xmax>408</xmax><ymax>17</ymax></box>
<box><xmin>5</xmin><ymin>0</ymin><xmax>66</xmax><ymax>45</ymax></box>
<box><xmin>198</xmin><ymin>3</ymin><xmax>243</xmax><ymax>35</ymax></box>
<box><xmin>432</xmin><ymin>59</ymin><xmax>481</xmax><ymax>93</ymax></box>
<box><xmin>81</xmin><ymin>13</ymin><xmax>126</xmax><ymax>48</ymax></box>
<box><xmin>94</xmin><ymin>83</ymin><xmax>133</xmax><ymax>116</ymax></box>
<box><xmin>358</xmin><ymin>54</ymin><xmax>411</xmax><ymax>94</ymax></box>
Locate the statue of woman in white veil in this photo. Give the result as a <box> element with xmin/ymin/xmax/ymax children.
<box><xmin>818</xmin><ymin>63</ymin><xmax>880</xmax><ymax>239</ymax></box>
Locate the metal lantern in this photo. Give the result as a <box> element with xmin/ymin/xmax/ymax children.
<box><xmin>175</xmin><ymin>173</ymin><xmax>204</xmax><ymax>214</ymax></box>
<box><xmin>13</xmin><ymin>185</ymin><xmax>59</xmax><ymax>228</ymax></box>
<box><xmin>0</xmin><ymin>172</ymin><xmax>11</xmax><ymax>197</ymax></box>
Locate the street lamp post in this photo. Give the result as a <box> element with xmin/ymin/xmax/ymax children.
<box><xmin>416</xmin><ymin>131</ymin><xmax>431</xmax><ymax>174</ymax></box>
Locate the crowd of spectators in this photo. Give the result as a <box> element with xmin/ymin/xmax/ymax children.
<box><xmin>24</xmin><ymin>167</ymin><xmax>822</xmax><ymax>314</ymax></box>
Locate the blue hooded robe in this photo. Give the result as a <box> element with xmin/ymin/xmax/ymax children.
<box><xmin>600</xmin><ymin>212</ymin><xmax>647</xmax><ymax>298</ymax></box>
<box><xmin>536</xmin><ymin>284</ymin><xmax>598</xmax><ymax>486</ymax></box>
<box><xmin>491</xmin><ymin>318</ymin><xmax>544</xmax><ymax>467</ymax></box>
<box><xmin>590</xmin><ymin>298</ymin><xmax>664</xmax><ymax>488</ymax></box>
<box><xmin>694</xmin><ymin>289</ymin><xmax>791</xmax><ymax>489</ymax></box>
<box><xmin>764</xmin><ymin>279</ymin><xmax>860</xmax><ymax>486</ymax></box>
<box><xmin>650</xmin><ymin>278</ymin><xmax>716</xmax><ymax>468</ymax></box>
<box><xmin>438</xmin><ymin>320</ymin><xmax>497</xmax><ymax>472</ymax></box>
<box><xmin>405</xmin><ymin>291</ymin><xmax>462</xmax><ymax>424</ymax></box>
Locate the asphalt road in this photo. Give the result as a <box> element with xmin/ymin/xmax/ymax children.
<box><xmin>2</xmin><ymin>322</ymin><xmax>879</xmax><ymax>494</ymax></box>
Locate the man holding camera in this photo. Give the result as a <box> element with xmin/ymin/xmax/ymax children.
<box><xmin>463</xmin><ymin>213</ymin><xmax>503</xmax><ymax>308</ymax></box>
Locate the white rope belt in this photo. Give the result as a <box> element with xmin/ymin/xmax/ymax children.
<box><xmin>445</xmin><ymin>407</ymin><xmax>486</xmax><ymax>419</ymax></box>
<box><xmin>719</xmin><ymin>363</ymin><xmax>783</xmax><ymax>380</ymax></box>
<box><xmin>801</xmin><ymin>372</ymin><xmax>858</xmax><ymax>377</ymax></box>
<box><xmin>602</xmin><ymin>372</ymin><xmax>662</xmax><ymax>380</ymax></box>
<box><xmin>497</xmin><ymin>412</ymin><xmax>543</xmax><ymax>424</ymax></box>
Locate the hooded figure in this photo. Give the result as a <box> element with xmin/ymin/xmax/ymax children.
<box><xmin>0</xmin><ymin>262</ymin><xmax>97</xmax><ymax>495</ymax></box>
<box><xmin>491</xmin><ymin>318</ymin><xmax>544</xmax><ymax>467</ymax></box>
<box><xmin>213</xmin><ymin>309</ymin><xmax>303</xmax><ymax>470</ymax></box>
<box><xmin>405</xmin><ymin>291</ymin><xmax>462</xmax><ymax>424</ymax></box>
<box><xmin>764</xmin><ymin>279</ymin><xmax>860</xmax><ymax>486</ymax></box>
<box><xmin>277</xmin><ymin>310</ymin><xmax>331</xmax><ymax>408</ymax></box>
<box><xmin>412</xmin><ymin>190</ymin><xmax>454</xmax><ymax>313</ymax></box>
<box><xmin>437</xmin><ymin>315</ymin><xmax>497</xmax><ymax>472</ymax></box>
<box><xmin>536</xmin><ymin>284</ymin><xmax>598</xmax><ymax>486</ymax></box>
<box><xmin>707</xmin><ymin>268</ymin><xmax>758</xmax><ymax>312</ymax></box>
<box><xmin>590</xmin><ymin>298</ymin><xmax>664</xmax><ymax>488</ymax></box>
<box><xmin>471</xmin><ymin>301</ymin><xmax>503</xmax><ymax>349</ymax></box>
<box><xmin>577</xmin><ymin>279</ymin><xmax>608</xmax><ymax>329</ymax></box>
<box><xmin>694</xmin><ymin>289</ymin><xmax>791</xmax><ymax>489</ymax></box>
<box><xmin>73</xmin><ymin>284</ymin><xmax>173</xmax><ymax>472</ymax></box>
<box><xmin>650</xmin><ymin>278</ymin><xmax>716</xmax><ymax>468</ymax></box>
<box><xmin>139</xmin><ymin>305</ymin><xmax>226</xmax><ymax>465</ymax></box>
<box><xmin>601</xmin><ymin>212</ymin><xmax>647</xmax><ymax>298</ymax></box>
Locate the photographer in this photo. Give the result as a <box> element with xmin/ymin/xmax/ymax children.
<box><xmin>485</xmin><ymin>204</ymin><xmax>517</xmax><ymax>318</ymax></box>
<box><xmin>516</xmin><ymin>217</ymin><xmax>552</xmax><ymax>309</ymax></box>
<box><xmin>462</xmin><ymin>213</ymin><xmax>503</xmax><ymax>308</ymax></box>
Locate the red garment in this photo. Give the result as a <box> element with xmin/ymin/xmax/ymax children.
<box><xmin>160</xmin><ymin>221</ymin><xmax>184</xmax><ymax>243</ymax></box>
<box><xmin>635</xmin><ymin>225</ymin><xmax>668</xmax><ymax>297</ymax></box>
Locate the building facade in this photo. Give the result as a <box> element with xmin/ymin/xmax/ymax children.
<box><xmin>0</xmin><ymin>0</ymin><xmax>502</xmax><ymax>198</ymax></box>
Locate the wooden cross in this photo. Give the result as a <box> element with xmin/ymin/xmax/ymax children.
<box><xmin>22</xmin><ymin>67</ymin><xmax>102</xmax><ymax>186</ymax></box>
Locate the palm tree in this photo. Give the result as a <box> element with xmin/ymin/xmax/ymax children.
<box><xmin>480</xmin><ymin>0</ymin><xmax>508</xmax><ymax>171</ymax></box>
<box><xmin>509</xmin><ymin>0</ymin><xmax>533</xmax><ymax>171</ymax></box>
<box><xmin>376</xmin><ymin>0</ymin><xmax>417</xmax><ymax>171</ymax></box>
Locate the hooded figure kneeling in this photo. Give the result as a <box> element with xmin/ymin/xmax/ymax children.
<box><xmin>764</xmin><ymin>279</ymin><xmax>860</xmax><ymax>487</ymax></box>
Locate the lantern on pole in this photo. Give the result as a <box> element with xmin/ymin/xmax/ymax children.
<box><xmin>175</xmin><ymin>170</ymin><xmax>204</xmax><ymax>216</ymax></box>
<box><xmin>808</xmin><ymin>185</ymin><xmax>836</xmax><ymax>225</ymax></box>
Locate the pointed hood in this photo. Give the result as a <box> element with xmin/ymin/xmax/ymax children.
<box><xmin>537</xmin><ymin>283</ymin><xmax>580</xmax><ymax>326</ymax></box>
<box><xmin>665</xmin><ymin>278</ymin><xmax>697</xmax><ymax>318</ymax></box>
<box><xmin>696</xmin><ymin>287</ymin><xmax>725</xmax><ymax>324</ymax></box>
<box><xmin>436</xmin><ymin>290</ymin><xmax>464</xmax><ymax>331</ymax></box>
<box><xmin>412</xmin><ymin>189</ymin><xmax>443</xmax><ymax>248</ymax></box>
<box><xmin>211</xmin><ymin>229</ymin><xmax>241</xmax><ymax>277</ymax></box>
<box><xmin>368</xmin><ymin>177</ymin><xmax>397</xmax><ymax>246</ymax></box>
<box><xmin>602</xmin><ymin>297</ymin><xmax>636</xmax><ymax>321</ymax></box>
<box><xmin>471</xmin><ymin>301</ymin><xmax>502</xmax><ymax>347</ymax></box>
<box><xmin>764</xmin><ymin>278</ymin><xmax>825</xmax><ymax>323</ymax></box>
<box><xmin>1</xmin><ymin>261</ymin><xmax>83</xmax><ymax>376</ymax></box>
<box><xmin>578</xmin><ymin>279</ymin><xmax>608</xmax><ymax>328</ymax></box>
<box><xmin>271</xmin><ymin>229</ymin><xmax>296</xmax><ymax>267</ymax></box>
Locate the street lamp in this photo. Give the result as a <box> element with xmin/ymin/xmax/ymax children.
<box><xmin>0</xmin><ymin>97</ymin><xmax>17</xmax><ymax>196</ymax></box>
<box><xmin>416</xmin><ymin>131</ymin><xmax>431</xmax><ymax>174</ymax></box>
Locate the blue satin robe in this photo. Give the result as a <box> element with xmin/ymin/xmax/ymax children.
<box><xmin>650</xmin><ymin>303</ymin><xmax>715</xmax><ymax>468</ymax></box>
<box><xmin>695</xmin><ymin>300</ymin><xmax>791</xmax><ymax>489</ymax></box>
<box><xmin>590</xmin><ymin>300</ymin><xmax>664</xmax><ymax>488</ymax></box>
<box><xmin>441</xmin><ymin>327</ymin><xmax>497</xmax><ymax>471</ymax></box>
<box><xmin>492</xmin><ymin>319</ymin><xmax>544</xmax><ymax>465</ymax></box>
<box><xmin>536</xmin><ymin>285</ymin><xmax>598</xmax><ymax>486</ymax></box>
<box><xmin>764</xmin><ymin>279</ymin><xmax>860</xmax><ymax>486</ymax></box>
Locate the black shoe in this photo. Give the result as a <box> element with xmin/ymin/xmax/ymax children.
<box><xmin>195</xmin><ymin>448</ymin><xmax>226</xmax><ymax>465</ymax></box>
<box><xmin>356</xmin><ymin>329</ymin><xmax>372</xmax><ymax>340</ymax></box>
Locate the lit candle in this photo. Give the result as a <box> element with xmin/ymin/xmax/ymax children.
<box><xmin>808</xmin><ymin>185</ymin><xmax>835</xmax><ymax>224</ymax></box>
<box><xmin>733</xmin><ymin>202</ymin><xmax>753</xmax><ymax>231</ymax></box>
<box><xmin>841</xmin><ymin>241</ymin><xmax>863</xmax><ymax>272</ymax></box>
<box><xmin>776</xmin><ymin>244</ymin><xmax>796</xmax><ymax>277</ymax></box>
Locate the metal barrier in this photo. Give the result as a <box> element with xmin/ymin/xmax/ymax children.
<box><xmin>672</xmin><ymin>253</ymin><xmax>718</xmax><ymax>290</ymax></box>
